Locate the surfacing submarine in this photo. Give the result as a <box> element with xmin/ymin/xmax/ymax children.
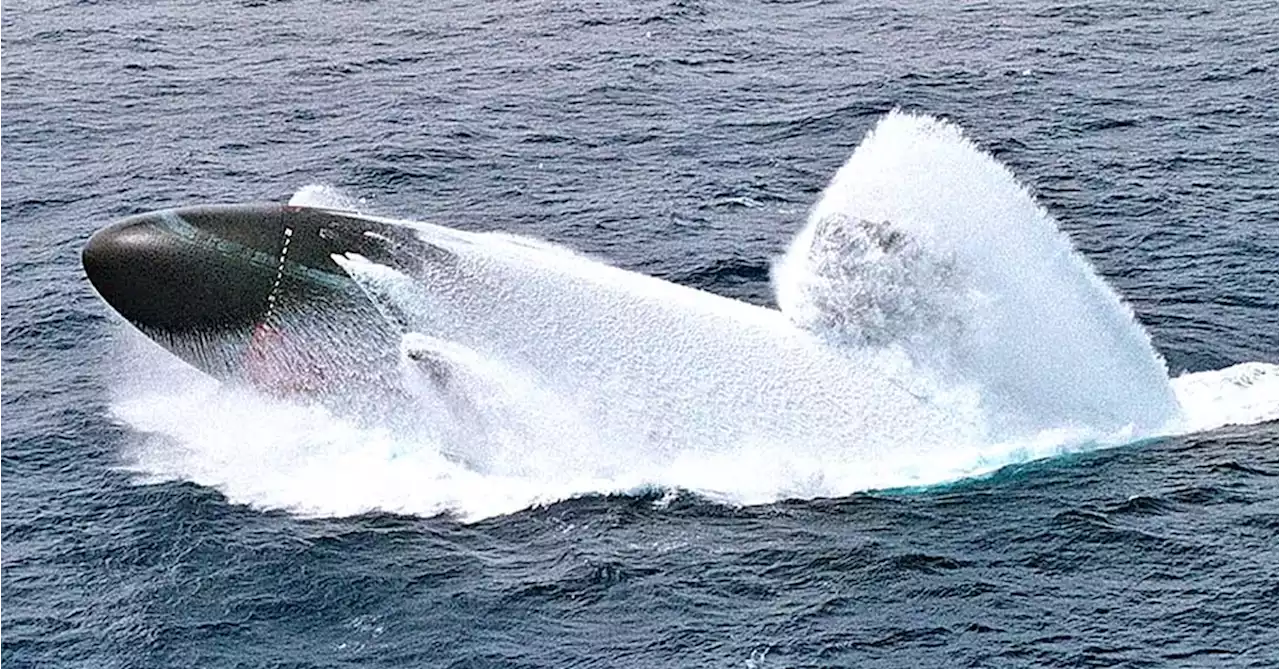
<box><xmin>83</xmin><ymin>204</ymin><xmax>421</xmax><ymax>402</ymax></box>
<box><xmin>83</xmin><ymin>201</ymin><xmax>963</xmax><ymax>456</ymax></box>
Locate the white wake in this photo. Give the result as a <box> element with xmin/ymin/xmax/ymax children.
<box><xmin>108</xmin><ymin>112</ymin><xmax>1278</xmax><ymax>521</ymax></box>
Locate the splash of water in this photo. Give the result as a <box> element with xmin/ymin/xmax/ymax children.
<box><xmin>288</xmin><ymin>184</ymin><xmax>366</xmax><ymax>210</ymax></box>
<box><xmin>774</xmin><ymin>110</ymin><xmax>1181</xmax><ymax>440</ymax></box>
<box><xmin>108</xmin><ymin>118</ymin><xmax>1278</xmax><ymax>521</ymax></box>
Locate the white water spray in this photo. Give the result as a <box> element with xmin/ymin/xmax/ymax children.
<box><xmin>288</xmin><ymin>184</ymin><xmax>366</xmax><ymax>210</ymax></box>
<box><xmin>775</xmin><ymin>110</ymin><xmax>1182</xmax><ymax>440</ymax></box>
<box><xmin>109</xmin><ymin>114</ymin><xmax>1278</xmax><ymax>521</ymax></box>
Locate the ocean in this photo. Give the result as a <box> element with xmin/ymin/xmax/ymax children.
<box><xmin>3</xmin><ymin>0</ymin><xmax>1278</xmax><ymax>667</ymax></box>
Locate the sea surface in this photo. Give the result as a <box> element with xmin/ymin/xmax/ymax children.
<box><xmin>3</xmin><ymin>0</ymin><xmax>1278</xmax><ymax>667</ymax></box>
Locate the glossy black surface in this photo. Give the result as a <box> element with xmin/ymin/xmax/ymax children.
<box><xmin>83</xmin><ymin>206</ymin><xmax>284</xmax><ymax>333</ymax></box>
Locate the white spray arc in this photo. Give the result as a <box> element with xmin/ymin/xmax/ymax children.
<box><xmin>109</xmin><ymin>112</ymin><xmax>1278</xmax><ymax>521</ymax></box>
<box><xmin>775</xmin><ymin>110</ymin><xmax>1182</xmax><ymax>440</ymax></box>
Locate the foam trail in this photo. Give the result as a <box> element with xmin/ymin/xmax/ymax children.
<box><xmin>108</xmin><ymin>332</ymin><xmax>988</xmax><ymax>521</ymax></box>
<box><xmin>775</xmin><ymin>110</ymin><xmax>1182</xmax><ymax>441</ymax></box>
<box><xmin>1170</xmin><ymin>362</ymin><xmax>1279</xmax><ymax>433</ymax></box>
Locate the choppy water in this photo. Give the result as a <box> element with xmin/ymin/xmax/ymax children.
<box><xmin>3</xmin><ymin>0</ymin><xmax>1277</xmax><ymax>667</ymax></box>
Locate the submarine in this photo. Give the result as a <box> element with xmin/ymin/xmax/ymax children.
<box><xmin>82</xmin><ymin>203</ymin><xmax>436</xmax><ymax>402</ymax></box>
<box><xmin>83</xmin><ymin>200</ymin><xmax>969</xmax><ymax>456</ymax></box>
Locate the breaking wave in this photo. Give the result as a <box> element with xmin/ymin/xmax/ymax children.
<box><xmin>109</xmin><ymin>112</ymin><xmax>1279</xmax><ymax>521</ymax></box>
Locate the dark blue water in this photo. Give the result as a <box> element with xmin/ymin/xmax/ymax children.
<box><xmin>3</xmin><ymin>1</ymin><xmax>1277</xmax><ymax>666</ymax></box>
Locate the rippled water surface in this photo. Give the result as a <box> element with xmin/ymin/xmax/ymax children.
<box><xmin>3</xmin><ymin>0</ymin><xmax>1277</xmax><ymax>667</ymax></box>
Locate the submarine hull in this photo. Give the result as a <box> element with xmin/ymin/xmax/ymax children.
<box><xmin>83</xmin><ymin>203</ymin><xmax>413</xmax><ymax>392</ymax></box>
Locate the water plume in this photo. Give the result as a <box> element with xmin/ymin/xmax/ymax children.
<box><xmin>775</xmin><ymin>110</ymin><xmax>1182</xmax><ymax>440</ymax></box>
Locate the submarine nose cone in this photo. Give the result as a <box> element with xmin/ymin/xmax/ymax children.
<box><xmin>83</xmin><ymin>216</ymin><xmax>178</xmax><ymax>328</ymax></box>
<box><xmin>83</xmin><ymin>208</ymin><xmax>280</xmax><ymax>333</ymax></box>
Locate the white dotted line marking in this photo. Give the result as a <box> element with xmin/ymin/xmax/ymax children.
<box><xmin>263</xmin><ymin>226</ymin><xmax>294</xmax><ymax>321</ymax></box>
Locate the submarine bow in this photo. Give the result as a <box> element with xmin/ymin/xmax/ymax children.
<box><xmin>83</xmin><ymin>203</ymin><xmax>417</xmax><ymax>388</ymax></box>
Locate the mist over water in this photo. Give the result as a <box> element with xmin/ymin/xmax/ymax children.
<box><xmin>110</xmin><ymin>113</ymin><xmax>1278</xmax><ymax>521</ymax></box>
